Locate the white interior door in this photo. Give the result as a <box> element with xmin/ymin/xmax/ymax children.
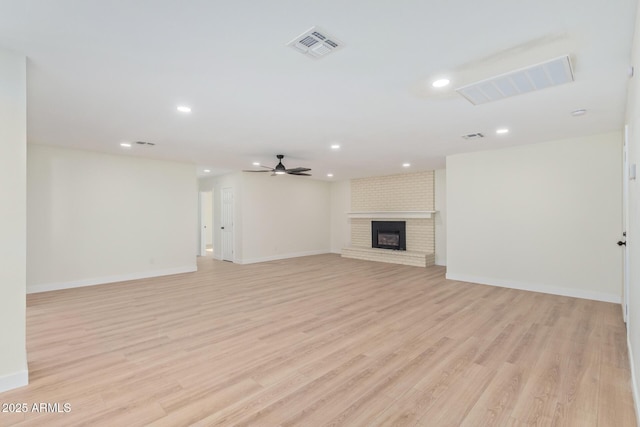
<box><xmin>199</xmin><ymin>192</ymin><xmax>207</xmax><ymax>256</ymax></box>
<box><xmin>622</xmin><ymin>126</ymin><xmax>630</xmax><ymax>322</ymax></box>
<box><xmin>221</xmin><ymin>187</ymin><xmax>234</xmax><ymax>262</ymax></box>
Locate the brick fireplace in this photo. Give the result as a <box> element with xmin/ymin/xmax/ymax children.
<box><xmin>341</xmin><ymin>171</ymin><xmax>436</xmax><ymax>267</ymax></box>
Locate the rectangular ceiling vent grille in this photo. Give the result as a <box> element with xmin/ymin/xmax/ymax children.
<box><xmin>461</xmin><ymin>133</ymin><xmax>485</xmax><ymax>140</ymax></box>
<box><xmin>288</xmin><ymin>26</ymin><xmax>343</xmax><ymax>59</ymax></box>
<box><xmin>456</xmin><ymin>55</ymin><xmax>574</xmax><ymax>105</ymax></box>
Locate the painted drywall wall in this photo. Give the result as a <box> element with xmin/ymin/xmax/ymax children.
<box><xmin>330</xmin><ymin>180</ymin><xmax>351</xmax><ymax>253</ymax></box>
<box><xmin>447</xmin><ymin>132</ymin><xmax>623</xmax><ymax>302</ymax></box>
<box><xmin>27</xmin><ymin>145</ymin><xmax>198</xmax><ymax>292</ymax></box>
<box><xmin>625</xmin><ymin>3</ymin><xmax>640</xmax><ymax>418</ymax></box>
<box><xmin>435</xmin><ymin>169</ymin><xmax>447</xmax><ymax>266</ymax></box>
<box><xmin>0</xmin><ymin>47</ymin><xmax>28</xmax><ymax>392</ymax></box>
<box><xmin>240</xmin><ymin>173</ymin><xmax>331</xmax><ymax>263</ymax></box>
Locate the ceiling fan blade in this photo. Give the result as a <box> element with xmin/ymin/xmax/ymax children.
<box><xmin>243</xmin><ymin>169</ymin><xmax>272</xmax><ymax>172</ymax></box>
<box><xmin>259</xmin><ymin>165</ymin><xmax>274</xmax><ymax>169</ymax></box>
<box><xmin>285</xmin><ymin>167</ymin><xmax>311</xmax><ymax>173</ymax></box>
<box><xmin>287</xmin><ymin>172</ymin><xmax>312</xmax><ymax>176</ymax></box>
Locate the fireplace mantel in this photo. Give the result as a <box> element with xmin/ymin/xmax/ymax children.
<box><xmin>347</xmin><ymin>211</ymin><xmax>436</xmax><ymax>219</ymax></box>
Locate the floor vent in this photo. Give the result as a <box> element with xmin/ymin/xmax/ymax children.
<box><xmin>456</xmin><ymin>55</ymin><xmax>574</xmax><ymax>105</ymax></box>
<box><xmin>287</xmin><ymin>26</ymin><xmax>343</xmax><ymax>59</ymax></box>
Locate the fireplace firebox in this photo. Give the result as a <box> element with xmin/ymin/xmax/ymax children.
<box><xmin>371</xmin><ymin>221</ymin><xmax>406</xmax><ymax>250</ymax></box>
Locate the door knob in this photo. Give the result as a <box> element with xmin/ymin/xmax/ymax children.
<box><xmin>618</xmin><ymin>240</ymin><xmax>627</xmax><ymax>246</ymax></box>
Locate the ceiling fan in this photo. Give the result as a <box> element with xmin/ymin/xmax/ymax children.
<box><xmin>243</xmin><ymin>154</ymin><xmax>312</xmax><ymax>176</ymax></box>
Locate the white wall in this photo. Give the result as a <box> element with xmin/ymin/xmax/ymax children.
<box><xmin>27</xmin><ymin>145</ymin><xmax>198</xmax><ymax>292</ymax></box>
<box><xmin>203</xmin><ymin>172</ymin><xmax>331</xmax><ymax>264</ymax></box>
<box><xmin>330</xmin><ymin>180</ymin><xmax>351</xmax><ymax>253</ymax></box>
<box><xmin>0</xmin><ymin>47</ymin><xmax>28</xmax><ymax>392</ymax></box>
<box><xmin>447</xmin><ymin>132</ymin><xmax>623</xmax><ymax>302</ymax></box>
<box><xmin>625</xmin><ymin>3</ymin><xmax>640</xmax><ymax>417</ymax></box>
<box><xmin>240</xmin><ymin>173</ymin><xmax>331</xmax><ymax>263</ymax></box>
<box><xmin>434</xmin><ymin>169</ymin><xmax>447</xmax><ymax>266</ymax></box>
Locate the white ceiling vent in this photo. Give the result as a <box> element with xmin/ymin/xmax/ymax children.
<box><xmin>287</xmin><ymin>26</ymin><xmax>343</xmax><ymax>59</ymax></box>
<box><xmin>461</xmin><ymin>133</ymin><xmax>485</xmax><ymax>140</ymax></box>
<box><xmin>456</xmin><ymin>55</ymin><xmax>574</xmax><ymax>105</ymax></box>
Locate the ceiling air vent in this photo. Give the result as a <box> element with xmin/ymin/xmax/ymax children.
<box><xmin>462</xmin><ymin>133</ymin><xmax>485</xmax><ymax>140</ymax></box>
<box><xmin>287</xmin><ymin>26</ymin><xmax>343</xmax><ymax>59</ymax></box>
<box><xmin>456</xmin><ymin>55</ymin><xmax>574</xmax><ymax>105</ymax></box>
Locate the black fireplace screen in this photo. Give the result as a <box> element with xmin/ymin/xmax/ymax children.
<box><xmin>378</xmin><ymin>231</ymin><xmax>400</xmax><ymax>247</ymax></box>
<box><xmin>371</xmin><ymin>221</ymin><xmax>406</xmax><ymax>250</ymax></box>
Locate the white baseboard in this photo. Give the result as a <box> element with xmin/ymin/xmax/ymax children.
<box><xmin>238</xmin><ymin>250</ymin><xmax>330</xmax><ymax>265</ymax></box>
<box><xmin>628</xmin><ymin>334</ymin><xmax>640</xmax><ymax>425</ymax></box>
<box><xmin>0</xmin><ymin>368</ymin><xmax>28</xmax><ymax>393</ymax></box>
<box><xmin>27</xmin><ymin>265</ymin><xmax>197</xmax><ymax>294</ymax></box>
<box><xmin>445</xmin><ymin>273</ymin><xmax>621</xmax><ymax>303</ymax></box>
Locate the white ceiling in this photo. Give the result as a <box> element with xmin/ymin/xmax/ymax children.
<box><xmin>0</xmin><ymin>0</ymin><xmax>637</xmax><ymax>179</ymax></box>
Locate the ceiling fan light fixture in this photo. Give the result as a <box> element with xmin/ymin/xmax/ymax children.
<box><xmin>274</xmin><ymin>159</ymin><xmax>287</xmax><ymax>174</ymax></box>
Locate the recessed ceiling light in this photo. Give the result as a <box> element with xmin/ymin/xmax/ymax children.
<box><xmin>496</xmin><ymin>128</ymin><xmax>509</xmax><ymax>134</ymax></box>
<box><xmin>120</xmin><ymin>142</ymin><xmax>131</xmax><ymax>148</ymax></box>
<box><xmin>177</xmin><ymin>105</ymin><xmax>192</xmax><ymax>113</ymax></box>
<box><xmin>327</xmin><ymin>173</ymin><xmax>334</xmax><ymax>177</ymax></box>
<box><xmin>432</xmin><ymin>78</ymin><xmax>450</xmax><ymax>88</ymax></box>
<box><xmin>331</xmin><ymin>144</ymin><xmax>341</xmax><ymax>150</ymax></box>
<box><xmin>571</xmin><ymin>109</ymin><xmax>587</xmax><ymax>116</ymax></box>
<box><xmin>252</xmin><ymin>162</ymin><xmax>260</xmax><ymax>166</ymax></box>
<box><xmin>203</xmin><ymin>169</ymin><xmax>211</xmax><ymax>173</ymax></box>
<box><xmin>402</xmin><ymin>163</ymin><xmax>411</xmax><ymax>168</ymax></box>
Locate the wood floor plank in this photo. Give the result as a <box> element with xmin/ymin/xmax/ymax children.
<box><xmin>460</xmin><ymin>362</ymin><xmax>527</xmax><ymax>427</ymax></box>
<box><xmin>598</xmin><ymin>365</ymin><xmax>636</xmax><ymax>427</ymax></box>
<box><xmin>0</xmin><ymin>254</ymin><xmax>634</xmax><ymax>426</ymax></box>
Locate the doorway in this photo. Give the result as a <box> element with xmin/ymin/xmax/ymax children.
<box><xmin>221</xmin><ymin>187</ymin><xmax>234</xmax><ymax>262</ymax></box>
<box><xmin>199</xmin><ymin>191</ymin><xmax>213</xmax><ymax>257</ymax></box>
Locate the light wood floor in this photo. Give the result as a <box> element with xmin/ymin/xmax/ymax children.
<box><xmin>0</xmin><ymin>254</ymin><xmax>636</xmax><ymax>426</ymax></box>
